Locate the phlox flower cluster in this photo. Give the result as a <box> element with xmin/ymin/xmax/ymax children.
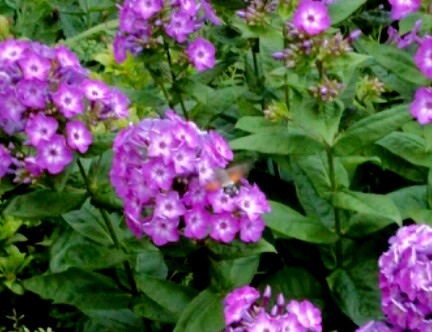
<box><xmin>223</xmin><ymin>285</ymin><xmax>322</xmax><ymax>332</ymax></box>
<box><xmin>388</xmin><ymin>0</ymin><xmax>421</xmax><ymax>20</ymax></box>
<box><xmin>0</xmin><ymin>40</ymin><xmax>129</xmax><ymax>182</ymax></box>
<box><xmin>236</xmin><ymin>0</ymin><xmax>280</xmax><ymax>25</ymax></box>
<box><xmin>113</xmin><ymin>0</ymin><xmax>219</xmax><ymax>71</ymax></box>
<box><xmin>356</xmin><ymin>224</ymin><xmax>432</xmax><ymax>331</ymax></box>
<box><xmin>110</xmin><ymin>110</ymin><xmax>270</xmax><ymax>246</ymax></box>
<box><xmin>410</xmin><ymin>35</ymin><xmax>432</xmax><ymax>124</ymax></box>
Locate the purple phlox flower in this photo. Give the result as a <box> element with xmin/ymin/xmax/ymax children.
<box><xmin>29</xmin><ymin>42</ymin><xmax>55</xmax><ymax>60</ymax></box>
<box><xmin>224</xmin><ymin>285</ymin><xmax>260</xmax><ymax>325</ymax></box>
<box><xmin>196</xmin><ymin>157</ymin><xmax>217</xmax><ymax>185</ymax></box>
<box><xmin>25</xmin><ymin>113</ymin><xmax>59</xmax><ymax>147</ymax></box>
<box><xmin>54</xmin><ymin>45</ymin><xmax>81</xmax><ymax>68</ymax></box>
<box><xmin>410</xmin><ymin>87</ymin><xmax>432</xmax><ymax>125</ymax></box>
<box><xmin>23</xmin><ymin>156</ymin><xmax>43</xmax><ymax>178</ymax></box>
<box><xmin>293</xmin><ymin>0</ymin><xmax>331</xmax><ymax>35</ymax></box>
<box><xmin>36</xmin><ymin>134</ymin><xmax>73</xmax><ymax>174</ymax></box>
<box><xmin>134</xmin><ymin>0</ymin><xmax>163</xmax><ymax>20</ymax></box>
<box><xmin>286</xmin><ymin>300</ymin><xmax>322</xmax><ymax>332</ymax></box>
<box><xmin>248</xmin><ymin>311</ymin><xmax>278</xmax><ymax>332</ymax></box>
<box><xmin>388</xmin><ymin>0</ymin><xmax>421</xmax><ymax>20</ymax></box>
<box><xmin>0</xmin><ymin>71</ymin><xmax>11</xmax><ymax>94</ymax></box>
<box><xmin>0</xmin><ymin>40</ymin><xmax>27</xmax><ymax>66</ymax></box>
<box><xmin>16</xmin><ymin>78</ymin><xmax>48</xmax><ymax>109</ymax></box>
<box><xmin>82</xmin><ymin>79</ymin><xmax>111</xmax><ymax>101</ymax></box>
<box><xmin>355</xmin><ymin>320</ymin><xmax>396</xmax><ymax>332</ymax></box>
<box><xmin>210</xmin><ymin>213</ymin><xmax>239</xmax><ymax>243</ymax></box>
<box><xmin>107</xmin><ymin>88</ymin><xmax>130</xmax><ymax>118</ymax></box>
<box><xmin>113</xmin><ymin>34</ymin><xmax>128</xmax><ymax>64</ymax></box>
<box><xmin>208</xmin><ymin>189</ymin><xmax>237</xmax><ymax>213</ymax></box>
<box><xmin>154</xmin><ymin>191</ymin><xmax>186</xmax><ymax>220</ymax></box>
<box><xmin>165</xmin><ymin>11</ymin><xmax>196</xmax><ymax>43</ymax></box>
<box><xmin>276</xmin><ymin>313</ymin><xmax>304</xmax><ymax>332</ymax></box>
<box><xmin>378</xmin><ymin>224</ymin><xmax>432</xmax><ymax>330</ymax></box>
<box><xmin>142</xmin><ymin>158</ymin><xmax>175</xmax><ymax>191</ymax></box>
<box><xmin>239</xmin><ymin>215</ymin><xmax>265</xmax><ymax>243</ymax></box>
<box><xmin>184</xmin><ymin>208</ymin><xmax>210</xmax><ymax>239</ymax></box>
<box><xmin>396</xmin><ymin>19</ymin><xmax>423</xmax><ymax>48</ymax></box>
<box><xmin>179</xmin><ymin>0</ymin><xmax>200</xmax><ymax>16</ymax></box>
<box><xmin>172</xmin><ymin>147</ymin><xmax>197</xmax><ymax>174</ymax></box>
<box><xmin>172</xmin><ymin>121</ymin><xmax>200</xmax><ymax>148</ymax></box>
<box><xmin>66</xmin><ymin>120</ymin><xmax>92</xmax><ymax>153</ymax></box>
<box><xmin>208</xmin><ymin>130</ymin><xmax>233</xmax><ymax>162</ymax></box>
<box><xmin>18</xmin><ymin>50</ymin><xmax>51</xmax><ymax>81</ymax></box>
<box><xmin>186</xmin><ymin>38</ymin><xmax>216</xmax><ymax>71</ymax></box>
<box><xmin>0</xmin><ymin>144</ymin><xmax>12</xmax><ymax>177</ymax></box>
<box><xmin>0</xmin><ymin>91</ymin><xmax>26</xmax><ymax>135</ymax></box>
<box><xmin>236</xmin><ymin>184</ymin><xmax>271</xmax><ymax>221</ymax></box>
<box><xmin>182</xmin><ymin>178</ymin><xmax>208</xmax><ymax>207</ymax></box>
<box><xmin>147</xmin><ymin>126</ymin><xmax>176</xmax><ymax>162</ymax></box>
<box><xmin>142</xmin><ymin>216</ymin><xmax>180</xmax><ymax>246</ymax></box>
<box><xmin>202</xmin><ymin>0</ymin><xmax>221</xmax><ymax>25</ymax></box>
<box><xmin>414</xmin><ymin>36</ymin><xmax>432</xmax><ymax>79</ymax></box>
<box><xmin>52</xmin><ymin>83</ymin><xmax>85</xmax><ymax>118</ymax></box>
<box><xmin>128</xmin><ymin>168</ymin><xmax>156</xmax><ymax>204</ymax></box>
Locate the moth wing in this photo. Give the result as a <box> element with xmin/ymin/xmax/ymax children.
<box><xmin>226</xmin><ymin>164</ymin><xmax>250</xmax><ymax>183</ymax></box>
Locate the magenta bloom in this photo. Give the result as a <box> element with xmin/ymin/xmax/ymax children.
<box><xmin>18</xmin><ymin>50</ymin><xmax>51</xmax><ymax>81</ymax></box>
<box><xmin>410</xmin><ymin>87</ymin><xmax>432</xmax><ymax>125</ymax></box>
<box><xmin>16</xmin><ymin>79</ymin><xmax>48</xmax><ymax>109</ymax></box>
<box><xmin>184</xmin><ymin>208</ymin><xmax>210</xmax><ymax>240</ymax></box>
<box><xmin>54</xmin><ymin>45</ymin><xmax>81</xmax><ymax>68</ymax></box>
<box><xmin>378</xmin><ymin>224</ymin><xmax>432</xmax><ymax>330</ymax></box>
<box><xmin>66</xmin><ymin>120</ymin><xmax>92</xmax><ymax>153</ymax></box>
<box><xmin>51</xmin><ymin>83</ymin><xmax>84</xmax><ymax>118</ymax></box>
<box><xmin>165</xmin><ymin>11</ymin><xmax>195</xmax><ymax>43</ymax></box>
<box><xmin>414</xmin><ymin>37</ymin><xmax>432</xmax><ymax>79</ymax></box>
<box><xmin>143</xmin><ymin>216</ymin><xmax>180</xmax><ymax>246</ymax></box>
<box><xmin>0</xmin><ymin>40</ymin><xmax>27</xmax><ymax>66</ymax></box>
<box><xmin>81</xmin><ymin>79</ymin><xmax>111</xmax><ymax>101</ymax></box>
<box><xmin>110</xmin><ymin>112</ymin><xmax>269</xmax><ymax>246</ymax></box>
<box><xmin>388</xmin><ymin>0</ymin><xmax>421</xmax><ymax>20</ymax></box>
<box><xmin>134</xmin><ymin>0</ymin><xmax>163</xmax><ymax>19</ymax></box>
<box><xmin>223</xmin><ymin>285</ymin><xmax>323</xmax><ymax>331</ymax></box>
<box><xmin>186</xmin><ymin>38</ymin><xmax>216</xmax><ymax>71</ymax></box>
<box><xmin>25</xmin><ymin>113</ymin><xmax>59</xmax><ymax>147</ymax></box>
<box><xmin>0</xmin><ymin>144</ymin><xmax>12</xmax><ymax>178</ymax></box>
<box><xmin>36</xmin><ymin>134</ymin><xmax>73</xmax><ymax>174</ymax></box>
<box><xmin>293</xmin><ymin>0</ymin><xmax>331</xmax><ymax>35</ymax></box>
<box><xmin>355</xmin><ymin>321</ymin><xmax>396</xmax><ymax>332</ymax></box>
<box><xmin>223</xmin><ymin>285</ymin><xmax>260</xmax><ymax>325</ymax></box>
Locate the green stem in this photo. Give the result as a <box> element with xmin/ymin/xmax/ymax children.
<box><xmin>77</xmin><ymin>159</ymin><xmax>138</xmax><ymax>295</ymax></box>
<box><xmin>326</xmin><ymin>146</ymin><xmax>343</xmax><ymax>267</ymax></box>
<box><xmin>250</xmin><ymin>38</ymin><xmax>265</xmax><ymax>111</ymax></box>
<box><xmin>282</xmin><ymin>24</ymin><xmax>290</xmax><ymax>110</ymax></box>
<box><xmin>163</xmin><ymin>38</ymin><xmax>189</xmax><ymax>120</ymax></box>
<box><xmin>100</xmin><ymin>209</ymin><xmax>138</xmax><ymax>295</ymax></box>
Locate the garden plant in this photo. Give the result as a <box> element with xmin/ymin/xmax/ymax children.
<box><xmin>0</xmin><ymin>0</ymin><xmax>432</xmax><ymax>331</ymax></box>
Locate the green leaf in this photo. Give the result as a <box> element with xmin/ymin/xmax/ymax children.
<box><xmin>328</xmin><ymin>0</ymin><xmax>367</xmax><ymax>25</ymax></box>
<box><xmin>388</xmin><ymin>185</ymin><xmax>428</xmax><ymax>221</ymax></box>
<box><xmin>136</xmin><ymin>276</ymin><xmax>197</xmax><ymax>322</ymax></box>
<box><xmin>346</xmin><ymin>214</ymin><xmax>398</xmax><ymax>238</ymax></box>
<box><xmin>49</xmin><ymin>229</ymin><xmax>126</xmax><ymax>273</ymax></box>
<box><xmin>62</xmin><ymin>200</ymin><xmax>117</xmax><ymax>246</ymax></box>
<box><xmin>210</xmin><ymin>256</ymin><xmax>260</xmax><ymax>290</ymax></box>
<box><xmin>377</xmin><ymin>132</ymin><xmax>432</xmax><ymax>167</ymax></box>
<box><xmin>235</xmin><ymin>116</ymin><xmax>283</xmax><ymax>134</ymax></box>
<box><xmin>3</xmin><ymin>190</ymin><xmax>87</xmax><ymax>218</ymax></box>
<box><xmin>174</xmin><ymin>289</ymin><xmax>225</xmax><ymax>332</ymax></box>
<box><xmin>23</xmin><ymin>268</ymin><xmax>131</xmax><ymax>311</ymax></box>
<box><xmin>261</xmin><ymin>267</ymin><xmax>323</xmax><ymax>302</ymax></box>
<box><xmin>332</xmin><ymin>190</ymin><xmax>402</xmax><ymax>225</ymax></box>
<box><xmin>133</xmin><ymin>294</ymin><xmax>177</xmax><ymax>323</ymax></box>
<box><xmin>334</xmin><ymin>104</ymin><xmax>412</xmax><ymax>156</ymax></box>
<box><xmin>356</xmin><ymin>39</ymin><xmax>427</xmax><ymax>86</ymax></box>
<box><xmin>207</xmin><ymin>238</ymin><xmax>276</xmax><ymax>259</ymax></box>
<box><xmin>82</xmin><ymin>309</ymin><xmax>144</xmax><ymax>331</ymax></box>
<box><xmin>264</xmin><ymin>201</ymin><xmax>338</xmax><ymax>244</ymax></box>
<box><xmin>230</xmin><ymin>127</ymin><xmax>323</xmax><ymax>155</ymax></box>
<box><xmin>327</xmin><ymin>264</ymin><xmax>382</xmax><ymax>326</ymax></box>
<box><xmin>135</xmin><ymin>250</ymin><xmax>168</xmax><ymax>279</ymax></box>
